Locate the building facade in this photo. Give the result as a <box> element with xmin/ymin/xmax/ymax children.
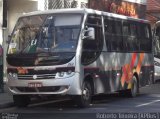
<box><xmin>146</xmin><ymin>0</ymin><xmax>160</xmax><ymax>26</ymax></box>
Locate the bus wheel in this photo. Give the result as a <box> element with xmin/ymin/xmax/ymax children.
<box><xmin>13</xmin><ymin>95</ymin><xmax>30</xmax><ymax>107</ymax></box>
<box><xmin>73</xmin><ymin>81</ymin><xmax>92</xmax><ymax>108</ymax></box>
<box><xmin>128</xmin><ymin>76</ymin><xmax>138</xmax><ymax>97</ymax></box>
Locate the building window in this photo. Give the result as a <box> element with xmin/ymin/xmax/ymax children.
<box><xmin>44</xmin><ymin>0</ymin><xmax>88</xmax><ymax>9</ymax></box>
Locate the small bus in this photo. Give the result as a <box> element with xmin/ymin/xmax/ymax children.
<box><xmin>7</xmin><ymin>8</ymin><xmax>154</xmax><ymax>107</ymax></box>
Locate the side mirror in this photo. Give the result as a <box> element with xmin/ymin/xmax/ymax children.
<box><xmin>82</xmin><ymin>27</ymin><xmax>95</xmax><ymax>40</ymax></box>
<box><xmin>87</xmin><ymin>27</ymin><xmax>95</xmax><ymax>40</ymax></box>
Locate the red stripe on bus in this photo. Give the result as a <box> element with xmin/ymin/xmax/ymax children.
<box><xmin>121</xmin><ymin>53</ymin><xmax>137</xmax><ymax>87</ymax></box>
<box><xmin>130</xmin><ymin>53</ymin><xmax>137</xmax><ymax>69</ymax></box>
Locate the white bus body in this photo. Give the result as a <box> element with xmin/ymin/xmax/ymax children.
<box><xmin>6</xmin><ymin>8</ymin><xmax>154</xmax><ymax>107</ymax></box>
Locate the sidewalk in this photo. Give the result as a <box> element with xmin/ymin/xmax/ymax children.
<box><xmin>0</xmin><ymin>84</ymin><xmax>14</xmax><ymax>109</ymax></box>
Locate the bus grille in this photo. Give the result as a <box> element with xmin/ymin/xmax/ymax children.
<box><xmin>15</xmin><ymin>86</ymin><xmax>60</xmax><ymax>92</ymax></box>
<box><xmin>18</xmin><ymin>74</ymin><xmax>56</xmax><ymax>80</ymax></box>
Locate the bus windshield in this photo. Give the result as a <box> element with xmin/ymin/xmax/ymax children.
<box><xmin>154</xmin><ymin>27</ymin><xmax>160</xmax><ymax>58</ymax></box>
<box><xmin>8</xmin><ymin>14</ymin><xmax>82</xmax><ymax>54</ymax></box>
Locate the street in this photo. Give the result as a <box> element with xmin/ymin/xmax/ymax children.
<box><xmin>0</xmin><ymin>82</ymin><xmax>160</xmax><ymax>119</ymax></box>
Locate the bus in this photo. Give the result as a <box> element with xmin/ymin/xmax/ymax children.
<box><xmin>7</xmin><ymin>8</ymin><xmax>154</xmax><ymax>107</ymax></box>
<box><xmin>153</xmin><ymin>21</ymin><xmax>160</xmax><ymax>82</ymax></box>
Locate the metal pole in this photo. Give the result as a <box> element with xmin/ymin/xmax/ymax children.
<box><xmin>0</xmin><ymin>42</ymin><xmax>3</xmax><ymax>93</ymax></box>
<box><xmin>0</xmin><ymin>0</ymin><xmax>4</xmax><ymax>93</ymax></box>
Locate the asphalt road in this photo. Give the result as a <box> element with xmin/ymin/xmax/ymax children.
<box><xmin>1</xmin><ymin>82</ymin><xmax>160</xmax><ymax>119</ymax></box>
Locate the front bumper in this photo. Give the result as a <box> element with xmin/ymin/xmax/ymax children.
<box><xmin>7</xmin><ymin>73</ymin><xmax>81</xmax><ymax>95</ymax></box>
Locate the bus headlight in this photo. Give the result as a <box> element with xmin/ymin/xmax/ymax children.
<box><xmin>56</xmin><ymin>71</ymin><xmax>74</xmax><ymax>78</ymax></box>
<box><xmin>58</xmin><ymin>72</ymin><xmax>65</xmax><ymax>77</ymax></box>
<box><xmin>66</xmin><ymin>70</ymin><xmax>72</xmax><ymax>75</ymax></box>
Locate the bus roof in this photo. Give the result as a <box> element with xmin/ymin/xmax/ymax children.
<box><xmin>20</xmin><ymin>8</ymin><xmax>149</xmax><ymax>23</ymax></box>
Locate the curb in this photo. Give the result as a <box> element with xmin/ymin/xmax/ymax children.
<box><xmin>0</xmin><ymin>102</ymin><xmax>14</xmax><ymax>109</ymax></box>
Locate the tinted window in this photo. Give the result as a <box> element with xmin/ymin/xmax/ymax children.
<box><xmin>138</xmin><ymin>23</ymin><xmax>152</xmax><ymax>52</ymax></box>
<box><xmin>104</xmin><ymin>18</ymin><xmax>123</xmax><ymax>51</ymax></box>
<box><xmin>130</xmin><ymin>23</ymin><xmax>139</xmax><ymax>51</ymax></box>
<box><xmin>104</xmin><ymin>16</ymin><xmax>152</xmax><ymax>53</ymax></box>
<box><xmin>81</xmin><ymin>15</ymin><xmax>103</xmax><ymax>65</ymax></box>
<box><xmin>104</xmin><ymin>19</ymin><xmax>112</xmax><ymax>51</ymax></box>
<box><xmin>155</xmin><ymin>27</ymin><xmax>160</xmax><ymax>56</ymax></box>
<box><xmin>122</xmin><ymin>21</ymin><xmax>139</xmax><ymax>52</ymax></box>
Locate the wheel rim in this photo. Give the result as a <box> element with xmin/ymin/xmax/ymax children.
<box><xmin>82</xmin><ymin>83</ymin><xmax>91</xmax><ymax>101</ymax></box>
<box><xmin>132</xmin><ymin>77</ymin><xmax>137</xmax><ymax>97</ymax></box>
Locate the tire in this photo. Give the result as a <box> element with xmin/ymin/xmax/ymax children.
<box><xmin>149</xmin><ymin>73</ymin><xmax>154</xmax><ymax>84</ymax></box>
<box><xmin>73</xmin><ymin>81</ymin><xmax>92</xmax><ymax>108</ymax></box>
<box><xmin>127</xmin><ymin>76</ymin><xmax>139</xmax><ymax>97</ymax></box>
<box><xmin>13</xmin><ymin>95</ymin><xmax>30</xmax><ymax>107</ymax></box>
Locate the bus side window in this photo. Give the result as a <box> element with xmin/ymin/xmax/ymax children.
<box><xmin>113</xmin><ymin>20</ymin><xmax>123</xmax><ymax>51</ymax></box>
<box><xmin>138</xmin><ymin>23</ymin><xmax>152</xmax><ymax>52</ymax></box>
<box><xmin>81</xmin><ymin>15</ymin><xmax>103</xmax><ymax>65</ymax></box>
<box><xmin>104</xmin><ymin>18</ymin><xmax>112</xmax><ymax>51</ymax></box>
<box><xmin>155</xmin><ymin>27</ymin><xmax>160</xmax><ymax>54</ymax></box>
<box><xmin>122</xmin><ymin>22</ymin><xmax>130</xmax><ymax>51</ymax></box>
<box><xmin>129</xmin><ymin>22</ymin><xmax>139</xmax><ymax>51</ymax></box>
<box><xmin>104</xmin><ymin>18</ymin><xmax>123</xmax><ymax>51</ymax></box>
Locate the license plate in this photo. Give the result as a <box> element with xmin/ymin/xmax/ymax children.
<box><xmin>28</xmin><ymin>82</ymin><xmax>43</xmax><ymax>88</ymax></box>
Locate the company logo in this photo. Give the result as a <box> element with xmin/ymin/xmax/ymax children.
<box><xmin>33</xmin><ymin>75</ymin><xmax>37</xmax><ymax>80</ymax></box>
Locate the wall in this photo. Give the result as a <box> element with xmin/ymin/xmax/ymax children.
<box><xmin>3</xmin><ymin>0</ymin><xmax>38</xmax><ymax>82</ymax></box>
<box><xmin>0</xmin><ymin>0</ymin><xmax>2</xmax><ymax>45</ymax></box>
<box><xmin>8</xmin><ymin>0</ymin><xmax>38</xmax><ymax>34</ymax></box>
